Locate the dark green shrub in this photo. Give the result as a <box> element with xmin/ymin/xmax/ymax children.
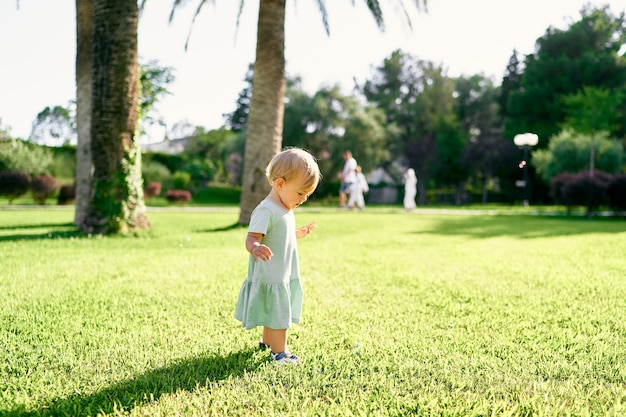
<box><xmin>179</xmin><ymin>157</ymin><xmax>216</xmax><ymax>186</ymax></box>
<box><xmin>30</xmin><ymin>175</ymin><xmax>58</xmax><ymax>205</ymax></box>
<box><xmin>560</xmin><ymin>171</ymin><xmax>612</xmax><ymax>215</ymax></box>
<box><xmin>143</xmin><ymin>152</ymin><xmax>184</xmax><ymax>175</ymax></box>
<box><xmin>550</xmin><ymin>173</ymin><xmax>575</xmax><ymax>205</ymax></box>
<box><xmin>607</xmin><ymin>175</ymin><xmax>626</xmax><ymax>211</ymax></box>
<box><xmin>0</xmin><ymin>171</ymin><xmax>30</xmax><ymax>204</ymax></box>
<box><xmin>57</xmin><ymin>183</ymin><xmax>76</xmax><ymax>205</ymax></box>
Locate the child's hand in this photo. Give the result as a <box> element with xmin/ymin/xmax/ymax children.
<box><xmin>297</xmin><ymin>221</ymin><xmax>317</xmax><ymax>238</ymax></box>
<box><xmin>252</xmin><ymin>244</ymin><xmax>273</xmax><ymax>262</ymax></box>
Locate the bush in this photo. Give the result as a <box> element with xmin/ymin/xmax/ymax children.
<box><xmin>143</xmin><ymin>152</ymin><xmax>184</xmax><ymax>176</ymax></box>
<box><xmin>607</xmin><ymin>174</ymin><xmax>626</xmax><ymax>211</ymax></box>
<box><xmin>178</xmin><ymin>157</ymin><xmax>216</xmax><ymax>186</ymax></box>
<box><xmin>172</xmin><ymin>171</ymin><xmax>192</xmax><ymax>190</ymax></box>
<box><xmin>165</xmin><ymin>189</ymin><xmax>192</xmax><ymax>204</ymax></box>
<box><xmin>144</xmin><ymin>182</ymin><xmax>162</xmax><ymax>198</ymax></box>
<box><xmin>142</xmin><ymin>160</ymin><xmax>171</xmax><ymax>184</ymax></box>
<box><xmin>30</xmin><ymin>175</ymin><xmax>58</xmax><ymax>205</ymax></box>
<box><xmin>550</xmin><ymin>173</ymin><xmax>575</xmax><ymax>205</ymax></box>
<box><xmin>0</xmin><ymin>139</ymin><xmax>53</xmax><ymax>175</ymax></box>
<box><xmin>49</xmin><ymin>150</ymin><xmax>76</xmax><ymax>180</ymax></box>
<box><xmin>57</xmin><ymin>183</ymin><xmax>76</xmax><ymax>205</ymax></box>
<box><xmin>557</xmin><ymin>171</ymin><xmax>612</xmax><ymax>215</ymax></box>
<box><xmin>0</xmin><ymin>171</ymin><xmax>30</xmax><ymax>204</ymax></box>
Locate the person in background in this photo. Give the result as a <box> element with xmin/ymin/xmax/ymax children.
<box><xmin>403</xmin><ymin>168</ymin><xmax>417</xmax><ymax>211</ymax></box>
<box><xmin>234</xmin><ymin>148</ymin><xmax>321</xmax><ymax>365</ymax></box>
<box><xmin>339</xmin><ymin>150</ymin><xmax>357</xmax><ymax>207</ymax></box>
<box><xmin>347</xmin><ymin>165</ymin><xmax>369</xmax><ymax>210</ymax></box>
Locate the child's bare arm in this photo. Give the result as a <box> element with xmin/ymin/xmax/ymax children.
<box><xmin>296</xmin><ymin>221</ymin><xmax>317</xmax><ymax>239</ymax></box>
<box><xmin>246</xmin><ymin>232</ymin><xmax>273</xmax><ymax>262</ymax></box>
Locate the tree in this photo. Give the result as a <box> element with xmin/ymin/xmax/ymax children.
<box><xmin>75</xmin><ymin>1</ymin><xmax>172</xmax><ymax>231</ymax></box>
<box><xmin>285</xmin><ymin>84</ymin><xmax>392</xmax><ymax>183</ymax></box>
<box><xmin>499</xmin><ymin>49</ymin><xmax>522</xmax><ymax>120</ymax></box>
<box><xmin>30</xmin><ymin>105</ymin><xmax>76</xmax><ymax>146</ymax></box>
<box><xmin>75</xmin><ymin>0</ymin><xmax>94</xmax><ymax>226</ymax></box>
<box><xmin>182</xmin><ymin>126</ymin><xmax>236</xmax><ymax>183</ymax></box>
<box><xmin>455</xmin><ymin>74</ymin><xmax>518</xmax><ymax>203</ymax></box>
<box><xmin>169</xmin><ymin>1</ymin><xmax>427</xmax><ymax>224</ymax></box>
<box><xmin>236</xmin><ymin>0</ymin><xmax>286</xmax><ymax>224</ymax></box>
<box><xmin>435</xmin><ymin>114</ymin><xmax>467</xmax><ymax>204</ymax></box>
<box><xmin>505</xmin><ymin>5</ymin><xmax>626</xmax><ymax>144</ymax></box>
<box><xmin>138</xmin><ymin>60</ymin><xmax>176</xmax><ymax>137</ymax></box>
<box><xmin>80</xmin><ymin>0</ymin><xmax>149</xmax><ymax>234</ymax></box>
<box><xmin>533</xmin><ymin>128</ymin><xmax>624</xmax><ymax>184</ymax></box>
<box><xmin>224</xmin><ymin>64</ymin><xmax>253</xmax><ymax>133</ymax></box>
<box><xmin>229</xmin><ymin>72</ymin><xmax>392</xmax><ymax>188</ymax></box>
<box><xmin>362</xmin><ymin>50</ymin><xmax>454</xmax><ymax>204</ymax></box>
<box><xmin>562</xmin><ymin>86</ymin><xmax>623</xmax><ymax>176</ymax></box>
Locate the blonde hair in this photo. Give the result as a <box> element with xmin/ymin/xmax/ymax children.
<box><xmin>266</xmin><ymin>148</ymin><xmax>321</xmax><ymax>192</ymax></box>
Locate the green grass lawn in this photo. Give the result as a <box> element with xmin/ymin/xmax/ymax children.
<box><xmin>1</xmin><ymin>207</ymin><xmax>625</xmax><ymax>416</ymax></box>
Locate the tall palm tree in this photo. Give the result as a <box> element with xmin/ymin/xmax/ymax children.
<box><xmin>80</xmin><ymin>0</ymin><xmax>150</xmax><ymax>234</ymax></box>
<box><xmin>169</xmin><ymin>0</ymin><xmax>427</xmax><ymax>224</ymax></box>
<box><xmin>238</xmin><ymin>0</ymin><xmax>286</xmax><ymax>224</ymax></box>
<box><xmin>74</xmin><ymin>0</ymin><xmax>93</xmax><ymax>226</ymax></box>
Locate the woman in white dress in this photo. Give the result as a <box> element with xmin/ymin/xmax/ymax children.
<box><xmin>403</xmin><ymin>168</ymin><xmax>417</xmax><ymax>211</ymax></box>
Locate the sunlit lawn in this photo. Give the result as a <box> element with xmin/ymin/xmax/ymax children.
<box><xmin>1</xmin><ymin>207</ymin><xmax>625</xmax><ymax>416</ymax></box>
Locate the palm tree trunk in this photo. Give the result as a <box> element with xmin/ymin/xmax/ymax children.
<box><xmin>238</xmin><ymin>0</ymin><xmax>286</xmax><ymax>225</ymax></box>
<box><xmin>74</xmin><ymin>0</ymin><xmax>93</xmax><ymax>226</ymax></box>
<box><xmin>80</xmin><ymin>0</ymin><xmax>149</xmax><ymax>234</ymax></box>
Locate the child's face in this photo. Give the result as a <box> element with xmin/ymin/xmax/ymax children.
<box><xmin>275</xmin><ymin>175</ymin><xmax>315</xmax><ymax>210</ymax></box>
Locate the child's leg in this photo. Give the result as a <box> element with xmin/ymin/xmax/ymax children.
<box><xmin>266</xmin><ymin>327</ymin><xmax>288</xmax><ymax>353</ymax></box>
<box><xmin>262</xmin><ymin>326</ymin><xmax>272</xmax><ymax>346</ymax></box>
<box><xmin>357</xmin><ymin>193</ymin><xmax>364</xmax><ymax>209</ymax></box>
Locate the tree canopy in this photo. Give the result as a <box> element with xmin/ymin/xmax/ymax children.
<box><xmin>504</xmin><ymin>5</ymin><xmax>626</xmax><ymax>144</ymax></box>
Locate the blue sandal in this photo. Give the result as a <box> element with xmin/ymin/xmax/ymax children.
<box><xmin>270</xmin><ymin>351</ymin><xmax>300</xmax><ymax>364</ymax></box>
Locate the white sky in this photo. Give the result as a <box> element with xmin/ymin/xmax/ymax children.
<box><xmin>1</xmin><ymin>0</ymin><xmax>625</xmax><ymax>142</ymax></box>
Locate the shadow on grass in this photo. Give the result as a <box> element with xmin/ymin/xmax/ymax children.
<box><xmin>414</xmin><ymin>215</ymin><xmax>626</xmax><ymax>239</ymax></box>
<box><xmin>0</xmin><ymin>223</ymin><xmax>83</xmax><ymax>241</ymax></box>
<box><xmin>0</xmin><ymin>222</ymin><xmax>75</xmax><ymax>231</ymax></box>
<box><xmin>0</xmin><ymin>220</ymin><xmax>245</xmax><ymax>242</ymax></box>
<box><xmin>4</xmin><ymin>349</ymin><xmax>261</xmax><ymax>417</ymax></box>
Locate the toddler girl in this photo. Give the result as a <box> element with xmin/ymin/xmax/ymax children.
<box><xmin>235</xmin><ymin>148</ymin><xmax>321</xmax><ymax>364</ymax></box>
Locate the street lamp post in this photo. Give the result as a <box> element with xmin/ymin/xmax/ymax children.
<box><xmin>513</xmin><ymin>133</ymin><xmax>538</xmax><ymax>207</ymax></box>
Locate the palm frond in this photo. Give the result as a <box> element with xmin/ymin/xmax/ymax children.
<box><xmin>168</xmin><ymin>0</ymin><xmax>190</xmax><ymax>23</ymax></box>
<box><xmin>184</xmin><ymin>0</ymin><xmax>214</xmax><ymax>50</ymax></box>
<box><xmin>165</xmin><ymin>0</ymin><xmax>216</xmax><ymax>51</ymax></box>
<box><xmin>394</xmin><ymin>0</ymin><xmax>428</xmax><ymax>31</ymax></box>
<box><xmin>235</xmin><ymin>0</ymin><xmax>245</xmax><ymax>41</ymax></box>
<box><xmin>314</xmin><ymin>0</ymin><xmax>330</xmax><ymax>36</ymax></box>
<box><xmin>364</xmin><ymin>0</ymin><xmax>427</xmax><ymax>33</ymax></box>
<box><xmin>365</xmin><ymin>0</ymin><xmax>385</xmax><ymax>32</ymax></box>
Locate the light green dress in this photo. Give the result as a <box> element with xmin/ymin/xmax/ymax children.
<box><xmin>234</xmin><ymin>199</ymin><xmax>304</xmax><ymax>330</ymax></box>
